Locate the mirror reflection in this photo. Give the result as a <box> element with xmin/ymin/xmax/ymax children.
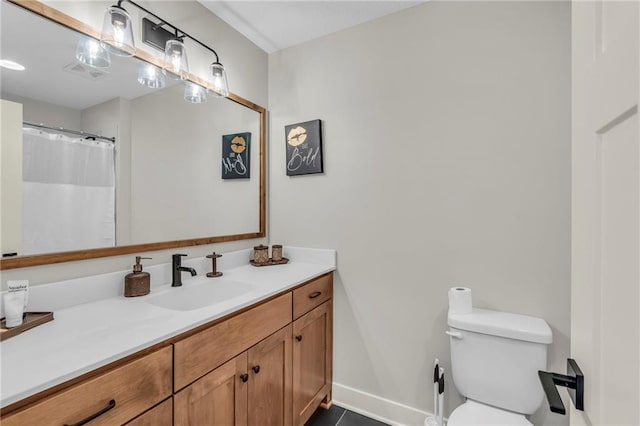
<box><xmin>0</xmin><ymin>2</ymin><xmax>261</xmax><ymax>260</ymax></box>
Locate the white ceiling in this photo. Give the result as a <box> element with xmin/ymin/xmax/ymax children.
<box><xmin>0</xmin><ymin>1</ymin><xmax>424</xmax><ymax>111</ymax></box>
<box><xmin>0</xmin><ymin>2</ymin><xmax>180</xmax><ymax>110</ymax></box>
<box><xmin>198</xmin><ymin>1</ymin><xmax>424</xmax><ymax>53</ymax></box>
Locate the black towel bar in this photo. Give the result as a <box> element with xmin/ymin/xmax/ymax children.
<box><xmin>538</xmin><ymin>358</ymin><xmax>584</xmax><ymax>415</ymax></box>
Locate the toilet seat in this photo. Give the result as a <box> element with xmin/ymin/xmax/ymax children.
<box><xmin>447</xmin><ymin>400</ymin><xmax>532</xmax><ymax>426</ymax></box>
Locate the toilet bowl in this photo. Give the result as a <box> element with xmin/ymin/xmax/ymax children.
<box><xmin>447</xmin><ymin>400</ymin><xmax>531</xmax><ymax>426</ymax></box>
<box><xmin>447</xmin><ymin>307</ymin><xmax>552</xmax><ymax>426</ymax></box>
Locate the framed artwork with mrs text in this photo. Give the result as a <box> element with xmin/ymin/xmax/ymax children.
<box><xmin>222</xmin><ymin>132</ymin><xmax>251</xmax><ymax>179</ymax></box>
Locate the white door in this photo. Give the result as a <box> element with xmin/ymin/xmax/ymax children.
<box><xmin>571</xmin><ymin>1</ymin><xmax>639</xmax><ymax>425</ymax></box>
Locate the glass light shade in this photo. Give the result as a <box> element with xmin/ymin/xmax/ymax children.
<box><xmin>163</xmin><ymin>39</ymin><xmax>189</xmax><ymax>80</ymax></box>
<box><xmin>208</xmin><ymin>62</ymin><xmax>229</xmax><ymax>98</ymax></box>
<box><xmin>76</xmin><ymin>36</ymin><xmax>111</xmax><ymax>68</ymax></box>
<box><xmin>100</xmin><ymin>5</ymin><xmax>135</xmax><ymax>57</ymax></box>
<box><xmin>137</xmin><ymin>63</ymin><xmax>166</xmax><ymax>89</ymax></box>
<box><xmin>184</xmin><ymin>82</ymin><xmax>207</xmax><ymax>103</ymax></box>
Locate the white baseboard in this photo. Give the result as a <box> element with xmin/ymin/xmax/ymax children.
<box><xmin>332</xmin><ymin>382</ymin><xmax>432</xmax><ymax>426</ymax></box>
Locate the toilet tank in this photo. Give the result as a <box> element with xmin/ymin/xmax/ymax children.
<box><xmin>448</xmin><ymin>308</ymin><xmax>552</xmax><ymax>415</ymax></box>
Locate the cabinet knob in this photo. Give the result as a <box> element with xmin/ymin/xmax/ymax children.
<box><xmin>252</xmin><ymin>365</ymin><xmax>261</xmax><ymax>374</ymax></box>
<box><xmin>240</xmin><ymin>373</ymin><xmax>249</xmax><ymax>383</ymax></box>
<box><xmin>295</xmin><ymin>335</ymin><xmax>303</xmax><ymax>342</ymax></box>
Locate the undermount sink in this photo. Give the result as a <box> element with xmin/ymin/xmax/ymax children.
<box><xmin>148</xmin><ymin>280</ymin><xmax>258</xmax><ymax>311</ymax></box>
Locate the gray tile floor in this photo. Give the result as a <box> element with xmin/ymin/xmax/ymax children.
<box><xmin>305</xmin><ymin>405</ymin><xmax>389</xmax><ymax>426</ymax></box>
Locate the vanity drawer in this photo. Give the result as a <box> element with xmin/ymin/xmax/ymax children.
<box><xmin>293</xmin><ymin>273</ymin><xmax>333</xmax><ymax>319</ymax></box>
<box><xmin>174</xmin><ymin>292</ymin><xmax>292</xmax><ymax>390</ymax></box>
<box><xmin>2</xmin><ymin>346</ymin><xmax>172</xmax><ymax>426</ymax></box>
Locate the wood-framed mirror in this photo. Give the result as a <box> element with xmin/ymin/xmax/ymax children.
<box><xmin>0</xmin><ymin>0</ymin><xmax>266</xmax><ymax>270</ymax></box>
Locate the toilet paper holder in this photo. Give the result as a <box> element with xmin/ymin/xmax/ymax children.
<box><xmin>538</xmin><ymin>358</ymin><xmax>584</xmax><ymax>415</ymax></box>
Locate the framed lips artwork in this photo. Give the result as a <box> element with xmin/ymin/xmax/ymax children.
<box><xmin>222</xmin><ymin>132</ymin><xmax>251</xmax><ymax>179</ymax></box>
<box><xmin>284</xmin><ymin>119</ymin><xmax>323</xmax><ymax>176</ymax></box>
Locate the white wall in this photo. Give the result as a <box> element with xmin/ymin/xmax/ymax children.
<box><xmin>0</xmin><ymin>100</ymin><xmax>24</xmax><ymax>257</ymax></box>
<box><xmin>0</xmin><ymin>0</ymin><xmax>267</xmax><ymax>286</ymax></box>
<box><xmin>129</xmin><ymin>84</ymin><xmax>260</xmax><ymax>243</ymax></box>
<box><xmin>81</xmin><ymin>97</ymin><xmax>121</xmax><ymax>139</ymax></box>
<box><xmin>268</xmin><ymin>2</ymin><xmax>571</xmax><ymax>425</ymax></box>
<box><xmin>1</xmin><ymin>93</ymin><xmax>81</xmax><ymax>129</ymax></box>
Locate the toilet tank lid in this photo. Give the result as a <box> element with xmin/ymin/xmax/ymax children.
<box><xmin>448</xmin><ymin>308</ymin><xmax>552</xmax><ymax>344</ymax></box>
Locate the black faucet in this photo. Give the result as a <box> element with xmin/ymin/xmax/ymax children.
<box><xmin>172</xmin><ymin>254</ymin><xmax>197</xmax><ymax>287</ymax></box>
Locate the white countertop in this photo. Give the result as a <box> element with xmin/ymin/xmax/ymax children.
<box><xmin>0</xmin><ymin>247</ymin><xmax>336</xmax><ymax>408</ymax></box>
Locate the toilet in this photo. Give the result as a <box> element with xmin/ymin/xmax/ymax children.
<box><xmin>446</xmin><ymin>307</ymin><xmax>552</xmax><ymax>425</ymax></box>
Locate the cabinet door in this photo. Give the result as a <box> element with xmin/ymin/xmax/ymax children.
<box><xmin>247</xmin><ymin>325</ymin><xmax>292</xmax><ymax>426</ymax></box>
<box><xmin>293</xmin><ymin>301</ymin><xmax>333</xmax><ymax>426</ymax></box>
<box><xmin>174</xmin><ymin>352</ymin><xmax>248</xmax><ymax>426</ymax></box>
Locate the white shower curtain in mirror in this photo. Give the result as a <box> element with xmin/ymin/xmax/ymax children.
<box><xmin>22</xmin><ymin>128</ymin><xmax>116</xmax><ymax>255</ymax></box>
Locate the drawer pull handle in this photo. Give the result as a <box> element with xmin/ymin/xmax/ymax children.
<box><xmin>295</xmin><ymin>335</ymin><xmax>303</xmax><ymax>342</ymax></box>
<box><xmin>65</xmin><ymin>399</ymin><xmax>116</xmax><ymax>426</ymax></box>
<box><xmin>252</xmin><ymin>365</ymin><xmax>261</xmax><ymax>374</ymax></box>
<box><xmin>240</xmin><ymin>373</ymin><xmax>249</xmax><ymax>383</ymax></box>
<box><xmin>308</xmin><ymin>291</ymin><xmax>322</xmax><ymax>299</ymax></box>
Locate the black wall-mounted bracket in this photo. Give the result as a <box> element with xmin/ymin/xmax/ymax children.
<box><xmin>120</xmin><ymin>0</ymin><xmax>221</xmax><ymax>62</ymax></box>
<box><xmin>142</xmin><ymin>17</ymin><xmax>177</xmax><ymax>52</ymax></box>
<box><xmin>538</xmin><ymin>358</ymin><xmax>585</xmax><ymax>415</ymax></box>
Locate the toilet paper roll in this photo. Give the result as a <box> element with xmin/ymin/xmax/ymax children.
<box><xmin>448</xmin><ymin>287</ymin><xmax>472</xmax><ymax>314</ymax></box>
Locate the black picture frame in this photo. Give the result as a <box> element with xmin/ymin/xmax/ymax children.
<box><xmin>221</xmin><ymin>132</ymin><xmax>251</xmax><ymax>179</ymax></box>
<box><xmin>285</xmin><ymin>119</ymin><xmax>323</xmax><ymax>176</ymax></box>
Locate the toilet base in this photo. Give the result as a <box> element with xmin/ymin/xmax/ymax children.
<box><xmin>447</xmin><ymin>400</ymin><xmax>532</xmax><ymax>426</ymax></box>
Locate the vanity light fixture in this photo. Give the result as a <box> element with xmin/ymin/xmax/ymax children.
<box><xmin>100</xmin><ymin>5</ymin><xmax>135</xmax><ymax>56</ymax></box>
<box><xmin>137</xmin><ymin>62</ymin><xmax>166</xmax><ymax>89</ymax></box>
<box><xmin>101</xmin><ymin>0</ymin><xmax>229</xmax><ymax>97</ymax></box>
<box><xmin>163</xmin><ymin>39</ymin><xmax>189</xmax><ymax>80</ymax></box>
<box><xmin>209</xmin><ymin>62</ymin><xmax>229</xmax><ymax>98</ymax></box>
<box><xmin>184</xmin><ymin>82</ymin><xmax>207</xmax><ymax>103</ymax></box>
<box><xmin>76</xmin><ymin>36</ymin><xmax>111</xmax><ymax>69</ymax></box>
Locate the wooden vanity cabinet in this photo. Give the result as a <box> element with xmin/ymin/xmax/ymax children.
<box><xmin>292</xmin><ymin>273</ymin><xmax>333</xmax><ymax>426</ymax></box>
<box><xmin>1</xmin><ymin>346</ymin><xmax>173</xmax><ymax>426</ymax></box>
<box><xmin>292</xmin><ymin>273</ymin><xmax>332</xmax><ymax>319</ymax></box>
<box><xmin>1</xmin><ymin>272</ymin><xmax>333</xmax><ymax>426</ymax></box>
<box><xmin>247</xmin><ymin>325</ymin><xmax>292</xmax><ymax>426</ymax></box>
<box><xmin>125</xmin><ymin>398</ymin><xmax>173</xmax><ymax>426</ymax></box>
<box><xmin>173</xmin><ymin>273</ymin><xmax>332</xmax><ymax>426</ymax></box>
<box><xmin>175</xmin><ymin>353</ymin><xmax>248</xmax><ymax>426</ymax></box>
<box><xmin>175</xmin><ymin>325</ymin><xmax>292</xmax><ymax>426</ymax></box>
<box><xmin>174</xmin><ymin>293</ymin><xmax>292</xmax><ymax>391</ymax></box>
<box><xmin>293</xmin><ymin>301</ymin><xmax>333</xmax><ymax>426</ymax></box>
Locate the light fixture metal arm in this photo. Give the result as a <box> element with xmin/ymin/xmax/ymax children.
<box><xmin>115</xmin><ymin>0</ymin><xmax>220</xmax><ymax>63</ymax></box>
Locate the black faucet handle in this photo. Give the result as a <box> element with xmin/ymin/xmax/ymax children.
<box><xmin>173</xmin><ymin>254</ymin><xmax>187</xmax><ymax>263</ymax></box>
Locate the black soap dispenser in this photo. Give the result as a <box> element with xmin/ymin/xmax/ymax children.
<box><xmin>124</xmin><ymin>256</ymin><xmax>152</xmax><ymax>297</ymax></box>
